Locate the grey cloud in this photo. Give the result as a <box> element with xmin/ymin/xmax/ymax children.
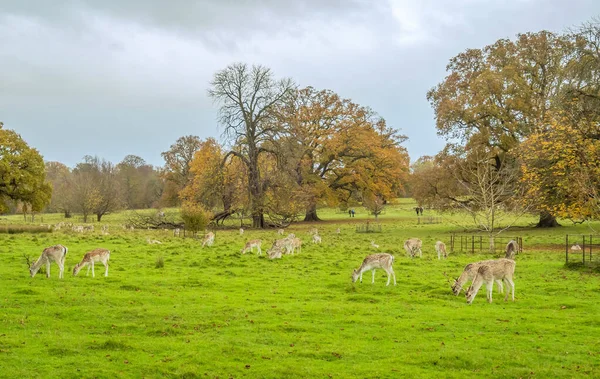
<box><xmin>1</xmin><ymin>0</ymin><xmax>599</xmax><ymax>168</ymax></box>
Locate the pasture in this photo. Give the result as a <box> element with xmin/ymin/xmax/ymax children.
<box><xmin>1</xmin><ymin>202</ymin><xmax>600</xmax><ymax>378</ymax></box>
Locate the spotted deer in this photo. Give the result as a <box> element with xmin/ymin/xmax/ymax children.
<box><xmin>29</xmin><ymin>245</ymin><xmax>68</xmax><ymax>279</ymax></box>
<box><xmin>312</xmin><ymin>234</ymin><xmax>322</xmax><ymax>244</ymax></box>
<box><xmin>352</xmin><ymin>253</ymin><xmax>396</xmax><ymax>286</ymax></box>
<box><xmin>73</xmin><ymin>248</ymin><xmax>110</xmax><ymax>278</ymax></box>
<box><xmin>202</xmin><ymin>232</ymin><xmax>215</xmax><ymax>247</ymax></box>
<box><xmin>241</xmin><ymin>239</ymin><xmax>262</xmax><ymax>255</ymax></box>
<box><xmin>451</xmin><ymin>259</ymin><xmax>506</xmax><ymax>296</ymax></box>
<box><xmin>435</xmin><ymin>241</ymin><xmax>447</xmax><ymax>259</ymax></box>
<box><xmin>465</xmin><ymin>258</ymin><xmax>516</xmax><ymax>304</ymax></box>
<box><xmin>370</xmin><ymin>240</ymin><xmax>379</xmax><ymax>249</ymax></box>
<box><xmin>403</xmin><ymin>238</ymin><xmax>422</xmax><ymax>258</ymax></box>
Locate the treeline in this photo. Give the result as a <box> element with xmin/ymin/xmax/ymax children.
<box><xmin>2</xmin><ymin>72</ymin><xmax>411</xmax><ymax>225</ymax></box>
<box><xmin>412</xmin><ymin>17</ymin><xmax>600</xmax><ymax>230</ymax></box>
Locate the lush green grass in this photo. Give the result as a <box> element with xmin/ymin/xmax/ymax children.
<box><xmin>1</xmin><ymin>201</ymin><xmax>600</xmax><ymax>378</ymax></box>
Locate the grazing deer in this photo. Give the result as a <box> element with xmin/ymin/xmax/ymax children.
<box><xmin>336</xmin><ymin>228</ymin><xmax>341</xmax><ymax>234</ymax></box>
<box><xmin>239</xmin><ymin>228</ymin><xmax>244</xmax><ymax>235</ymax></box>
<box><xmin>451</xmin><ymin>259</ymin><xmax>505</xmax><ymax>296</ymax></box>
<box><xmin>465</xmin><ymin>258</ymin><xmax>516</xmax><ymax>304</ymax></box>
<box><xmin>174</xmin><ymin>228</ymin><xmax>181</xmax><ymax>237</ymax></box>
<box><xmin>289</xmin><ymin>237</ymin><xmax>302</xmax><ymax>254</ymax></box>
<box><xmin>370</xmin><ymin>240</ymin><xmax>379</xmax><ymax>249</ymax></box>
<box><xmin>309</xmin><ymin>227</ymin><xmax>319</xmax><ymax>236</ymax></box>
<box><xmin>312</xmin><ymin>234</ymin><xmax>322</xmax><ymax>244</ymax></box>
<box><xmin>277</xmin><ymin>229</ymin><xmax>285</xmax><ymax>235</ymax></box>
<box><xmin>202</xmin><ymin>232</ymin><xmax>215</xmax><ymax>247</ymax></box>
<box><xmin>29</xmin><ymin>245</ymin><xmax>68</xmax><ymax>279</ymax></box>
<box><xmin>267</xmin><ymin>245</ymin><xmax>283</xmax><ymax>259</ymax></box>
<box><xmin>147</xmin><ymin>238</ymin><xmax>162</xmax><ymax>245</ymax></box>
<box><xmin>403</xmin><ymin>238</ymin><xmax>422</xmax><ymax>258</ymax></box>
<box><xmin>352</xmin><ymin>253</ymin><xmax>396</xmax><ymax>286</ymax></box>
<box><xmin>73</xmin><ymin>248</ymin><xmax>110</xmax><ymax>278</ymax></box>
<box><xmin>272</xmin><ymin>237</ymin><xmax>293</xmax><ymax>255</ymax></box>
<box><xmin>241</xmin><ymin>239</ymin><xmax>262</xmax><ymax>255</ymax></box>
<box><xmin>73</xmin><ymin>225</ymin><xmax>84</xmax><ymax>233</ymax></box>
<box><xmin>435</xmin><ymin>241</ymin><xmax>447</xmax><ymax>259</ymax></box>
<box><xmin>505</xmin><ymin>240</ymin><xmax>519</xmax><ymax>259</ymax></box>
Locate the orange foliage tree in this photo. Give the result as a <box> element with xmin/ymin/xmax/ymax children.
<box><xmin>276</xmin><ymin>87</ymin><xmax>409</xmax><ymax>221</ymax></box>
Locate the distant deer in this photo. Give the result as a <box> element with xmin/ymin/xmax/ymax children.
<box><xmin>277</xmin><ymin>229</ymin><xmax>285</xmax><ymax>235</ymax></box>
<box><xmin>465</xmin><ymin>258</ymin><xmax>516</xmax><ymax>304</ymax></box>
<box><xmin>403</xmin><ymin>238</ymin><xmax>422</xmax><ymax>258</ymax></box>
<box><xmin>505</xmin><ymin>240</ymin><xmax>519</xmax><ymax>259</ymax></box>
<box><xmin>73</xmin><ymin>248</ymin><xmax>110</xmax><ymax>278</ymax></box>
<box><xmin>239</xmin><ymin>228</ymin><xmax>244</xmax><ymax>235</ymax></box>
<box><xmin>241</xmin><ymin>239</ymin><xmax>262</xmax><ymax>255</ymax></box>
<box><xmin>312</xmin><ymin>234</ymin><xmax>322</xmax><ymax>244</ymax></box>
<box><xmin>267</xmin><ymin>245</ymin><xmax>283</xmax><ymax>259</ymax></box>
<box><xmin>29</xmin><ymin>245</ymin><xmax>68</xmax><ymax>279</ymax></box>
<box><xmin>352</xmin><ymin>253</ymin><xmax>396</xmax><ymax>286</ymax></box>
<box><xmin>336</xmin><ymin>228</ymin><xmax>341</xmax><ymax>234</ymax></box>
<box><xmin>370</xmin><ymin>240</ymin><xmax>379</xmax><ymax>249</ymax></box>
<box><xmin>202</xmin><ymin>232</ymin><xmax>215</xmax><ymax>247</ymax></box>
<box><xmin>435</xmin><ymin>241</ymin><xmax>447</xmax><ymax>259</ymax></box>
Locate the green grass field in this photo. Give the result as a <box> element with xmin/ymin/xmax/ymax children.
<box><xmin>1</xmin><ymin>200</ymin><xmax>600</xmax><ymax>378</ymax></box>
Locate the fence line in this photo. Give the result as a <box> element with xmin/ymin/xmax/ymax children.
<box><xmin>450</xmin><ymin>234</ymin><xmax>523</xmax><ymax>254</ymax></box>
<box><xmin>565</xmin><ymin>234</ymin><xmax>600</xmax><ymax>265</ymax></box>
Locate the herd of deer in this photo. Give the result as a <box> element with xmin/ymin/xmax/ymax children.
<box><xmin>27</xmin><ymin>225</ymin><xmax>519</xmax><ymax>304</ymax></box>
<box><xmin>352</xmin><ymin>239</ymin><xmax>518</xmax><ymax>304</ymax></box>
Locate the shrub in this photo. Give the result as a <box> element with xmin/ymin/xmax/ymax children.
<box><xmin>180</xmin><ymin>202</ymin><xmax>210</xmax><ymax>235</ymax></box>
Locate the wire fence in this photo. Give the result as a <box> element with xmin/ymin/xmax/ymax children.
<box><xmin>450</xmin><ymin>234</ymin><xmax>523</xmax><ymax>255</ymax></box>
<box><xmin>565</xmin><ymin>234</ymin><xmax>600</xmax><ymax>265</ymax></box>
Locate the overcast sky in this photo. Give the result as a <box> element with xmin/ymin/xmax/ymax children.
<box><xmin>1</xmin><ymin>0</ymin><xmax>598</xmax><ymax>168</ymax></box>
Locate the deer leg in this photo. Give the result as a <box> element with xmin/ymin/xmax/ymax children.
<box><xmin>486</xmin><ymin>281</ymin><xmax>494</xmax><ymax>303</ymax></box>
<box><xmin>46</xmin><ymin>259</ymin><xmax>51</xmax><ymax>278</ymax></box>
<box><xmin>104</xmin><ymin>260</ymin><xmax>109</xmax><ymax>277</ymax></box>
<box><xmin>91</xmin><ymin>261</ymin><xmax>95</xmax><ymax>278</ymax></box>
<box><xmin>86</xmin><ymin>264</ymin><xmax>91</xmax><ymax>276</ymax></box>
<box><xmin>495</xmin><ymin>279</ymin><xmax>504</xmax><ymax>294</ymax></box>
<box><xmin>371</xmin><ymin>269</ymin><xmax>376</xmax><ymax>284</ymax></box>
<box><xmin>504</xmin><ymin>277</ymin><xmax>515</xmax><ymax>301</ymax></box>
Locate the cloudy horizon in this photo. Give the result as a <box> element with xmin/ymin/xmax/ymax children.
<box><xmin>1</xmin><ymin>0</ymin><xmax>598</xmax><ymax>168</ymax></box>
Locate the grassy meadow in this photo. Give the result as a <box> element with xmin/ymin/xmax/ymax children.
<box><xmin>1</xmin><ymin>199</ymin><xmax>600</xmax><ymax>378</ymax></box>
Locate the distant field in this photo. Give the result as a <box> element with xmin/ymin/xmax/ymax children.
<box><xmin>1</xmin><ymin>201</ymin><xmax>599</xmax><ymax>378</ymax></box>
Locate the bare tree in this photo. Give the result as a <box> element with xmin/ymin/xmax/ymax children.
<box><xmin>208</xmin><ymin>63</ymin><xmax>295</xmax><ymax>228</ymax></box>
<box><xmin>452</xmin><ymin>149</ymin><xmax>527</xmax><ymax>252</ymax></box>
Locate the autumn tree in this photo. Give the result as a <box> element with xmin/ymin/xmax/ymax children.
<box><xmin>117</xmin><ymin>155</ymin><xmax>162</xmax><ymax>209</ymax></box>
<box><xmin>160</xmin><ymin>135</ymin><xmax>202</xmax><ymax>206</ymax></box>
<box><xmin>275</xmin><ymin>87</ymin><xmax>409</xmax><ymax>221</ymax></box>
<box><xmin>0</xmin><ymin>122</ymin><xmax>52</xmax><ymax>213</ymax></box>
<box><xmin>45</xmin><ymin>161</ymin><xmax>74</xmax><ymax>217</ymax></box>
<box><xmin>71</xmin><ymin>156</ymin><xmax>121</xmax><ymax>222</ymax></box>
<box><xmin>521</xmin><ymin>114</ymin><xmax>600</xmax><ymax>223</ymax></box>
<box><xmin>208</xmin><ymin>63</ymin><xmax>295</xmax><ymax>228</ymax></box>
<box><xmin>427</xmin><ymin>30</ymin><xmax>574</xmax><ymax>227</ymax></box>
<box><xmin>180</xmin><ymin>138</ymin><xmax>249</xmax><ymax>223</ymax></box>
<box><xmin>71</xmin><ymin>162</ymin><xmax>101</xmax><ymax>223</ymax></box>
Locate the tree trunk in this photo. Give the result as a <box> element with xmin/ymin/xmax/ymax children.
<box><xmin>252</xmin><ymin>213</ymin><xmax>264</xmax><ymax>228</ymax></box>
<box><xmin>303</xmin><ymin>203</ymin><xmax>322</xmax><ymax>222</ymax></box>
<box><xmin>536</xmin><ymin>211</ymin><xmax>560</xmax><ymax>228</ymax></box>
<box><xmin>97</xmin><ymin>213</ymin><xmax>103</xmax><ymax>222</ymax></box>
<box><xmin>83</xmin><ymin>213</ymin><xmax>88</xmax><ymax>223</ymax></box>
<box><xmin>64</xmin><ymin>210</ymin><xmax>72</xmax><ymax>218</ymax></box>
